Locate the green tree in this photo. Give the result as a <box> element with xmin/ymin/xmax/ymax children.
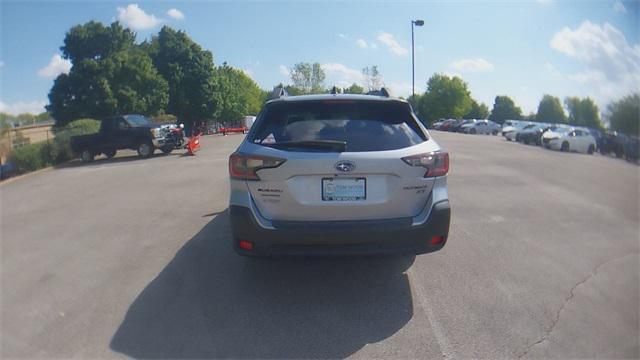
<box><xmin>536</xmin><ymin>95</ymin><xmax>566</xmax><ymax>123</ymax></box>
<box><xmin>147</xmin><ymin>26</ymin><xmax>219</xmax><ymax>131</ymax></box>
<box><xmin>564</xmin><ymin>96</ymin><xmax>601</xmax><ymax>128</ymax></box>
<box><xmin>48</xmin><ymin>48</ymin><xmax>168</xmax><ymax>126</ymax></box>
<box><xmin>607</xmin><ymin>93</ymin><xmax>640</xmax><ymax>137</ymax></box>
<box><xmin>289</xmin><ymin>62</ymin><xmax>325</xmax><ymax>93</ymax></box>
<box><xmin>407</xmin><ymin>94</ymin><xmax>422</xmax><ymax>114</ymax></box>
<box><xmin>465</xmin><ymin>99</ymin><xmax>489</xmax><ymax>119</ymax></box>
<box><xmin>417</xmin><ymin>74</ymin><xmax>473</xmax><ymax>125</ymax></box>
<box><xmin>47</xmin><ymin>21</ymin><xmax>168</xmax><ymax>126</ymax></box>
<box><xmin>214</xmin><ymin>63</ymin><xmax>265</xmax><ymax>123</ymax></box>
<box><xmin>61</xmin><ymin>21</ymin><xmax>135</xmax><ymax>63</ymax></box>
<box><xmin>344</xmin><ymin>83</ymin><xmax>365</xmax><ymax>94</ymax></box>
<box><xmin>489</xmin><ymin>96</ymin><xmax>522</xmax><ymax>124</ymax></box>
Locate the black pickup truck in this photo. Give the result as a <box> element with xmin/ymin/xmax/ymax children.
<box><xmin>71</xmin><ymin>114</ymin><xmax>181</xmax><ymax>162</ymax></box>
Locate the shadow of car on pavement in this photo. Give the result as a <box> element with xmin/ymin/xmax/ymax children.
<box><xmin>110</xmin><ymin>210</ymin><xmax>416</xmax><ymax>359</ymax></box>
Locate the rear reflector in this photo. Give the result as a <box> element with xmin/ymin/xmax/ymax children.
<box><xmin>238</xmin><ymin>240</ymin><xmax>254</xmax><ymax>250</ymax></box>
<box><xmin>429</xmin><ymin>235</ymin><xmax>445</xmax><ymax>246</ymax></box>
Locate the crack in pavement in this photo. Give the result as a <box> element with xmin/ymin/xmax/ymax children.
<box><xmin>517</xmin><ymin>252</ymin><xmax>638</xmax><ymax>359</ymax></box>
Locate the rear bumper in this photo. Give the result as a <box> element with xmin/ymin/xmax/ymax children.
<box><xmin>230</xmin><ymin>200</ymin><xmax>451</xmax><ymax>257</ymax></box>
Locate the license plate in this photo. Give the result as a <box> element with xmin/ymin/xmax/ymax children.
<box><xmin>322</xmin><ymin>178</ymin><xmax>366</xmax><ymax>201</ymax></box>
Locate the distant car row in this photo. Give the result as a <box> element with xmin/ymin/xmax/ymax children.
<box><xmin>500</xmin><ymin>120</ymin><xmax>640</xmax><ymax>160</ymax></box>
<box><xmin>432</xmin><ymin>118</ymin><xmax>639</xmax><ymax>161</ymax></box>
<box><xmin>432</xmin><ymin>119</ymin><xmax>502</xmax><ymax>135</ymax></box>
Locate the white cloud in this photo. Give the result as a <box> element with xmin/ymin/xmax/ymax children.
<box><xmin>166</xmin><ymin>8</ymin><xmax>184</xmax><ymax>20</ymax></box>
<box><xmin>376</xmin><ymin>32</ymin><xmax>408</xmax><ymax>56</ymax></box>
<box><xmin>550</xmin><ymin>20</ymin><xmax>640</xmax><ymax>103</ymax></box>
<box><xmin>338</xmin><ymin>33</ymin><xmax>346</xmax><ymax>39</ymax></box>
<box><xmin>450</xmin><ymin>58</ymin><xmax>494</xmax><ymax>72</ymax></box>
<box><xmin>321</xmin><ymin>63</ymin><xmax>364</xmax><ymax>88</ymax></box>
<box><xmin>613</xmin><ymin>1</ymin><xmax>627</xmax><ymax>13</ymax></box>
<box><xmin>356</xmin><ymin>38</ymin><xmax>368</xmax><ymax>48</ymax></box>
<box><xmin>37</xmin><ymin>54</ymin><xmax>71</xmax><ymax>78</ymax></box>
<box><xmin>117</xmin><ymin>4</ymin><xmax>161</xmax><ymax>31</ymax></box>
<box><xmin>278</xmin><ymin>65</ymin><xmax>290</xmax><ymax>77</ymax></box>
<box><xmin>0</xmin><ymin>100</ymin><xmax>47</xmax><ymax>115</ymax></box>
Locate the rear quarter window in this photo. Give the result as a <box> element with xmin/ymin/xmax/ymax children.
<box><xmin>250</xmin><ymin>100</ymin><xmax>427</xmax><ymax>152</ymax></box>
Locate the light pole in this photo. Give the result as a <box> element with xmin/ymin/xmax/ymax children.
<box><xmin>411</xmin><ymin>19</ymin><xmax>424</xmax><ymax>98</ymax></box>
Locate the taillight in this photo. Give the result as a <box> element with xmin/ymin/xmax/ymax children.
<box><xmin>402</xmin><ymin>151</ymin><xmax>449</xmax><ymax>177</ymax></box>
<box><xmin>229</xmin><ymin>153</ymin><xmax>285</xmax><ymax>180</ymax></box>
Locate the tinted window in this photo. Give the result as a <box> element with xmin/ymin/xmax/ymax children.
<box><xmin>250</xmin><ymin>100</ymin><xmax>427</xmax><ymax>152</ymax></box>
<box><xmin>125</xmin><ymin>115</ymin><xmax>151</xmax><ymax>127</ymax></box>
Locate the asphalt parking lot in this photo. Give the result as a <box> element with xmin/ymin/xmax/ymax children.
<box><xmin>1</xmin><ymin>131</ymin><xmax>638</xmax><ymax>359</ymax></box>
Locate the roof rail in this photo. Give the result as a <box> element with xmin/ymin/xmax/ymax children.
<box><xmin>330</xmin><ymin>86</ymin><xmax>341</xmax><ymax>95</ymax></box>
<box><xmin>365</xmin><ymin>87</ymin><xmax>391</xmax><ymax>97</ymax></box>
<box><xmin>268</xmin><ymin>86</ymin><xmax>288</xmax><ymax>100</ymax></box>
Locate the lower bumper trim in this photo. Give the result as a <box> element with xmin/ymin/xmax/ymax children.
<box><xmin>230</xmin><ymin>201</ymin><xmax>451</xmax><ymax>257</ymax></box>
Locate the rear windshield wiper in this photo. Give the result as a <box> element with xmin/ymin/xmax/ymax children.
<box><xmin>265</xmin><ymin>140</ymin><xmax>347</xmax><ymax>152</ymax></box>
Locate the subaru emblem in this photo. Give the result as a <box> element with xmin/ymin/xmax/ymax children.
<box><xmin>335</xmin><ymin>161</ymin><xmax>355</xmax><ymax>172</ymax></box>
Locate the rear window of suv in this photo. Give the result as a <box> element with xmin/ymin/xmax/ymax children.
<box><xmin>250</xmin><ymin>100</ymin><xmax>427</xmax><ymax>152</ymax></box>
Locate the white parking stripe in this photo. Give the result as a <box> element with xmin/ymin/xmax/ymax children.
<box><xmin>408</xmin><ymin>268</ymin><xmax>454</xmax><ymax>359</ymax></box>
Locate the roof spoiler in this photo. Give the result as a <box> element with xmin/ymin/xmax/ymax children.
<box><xmin>268</xmin><ymin>86</ymin><xmax>288</xmax><ymax>100</ymax></box>
<box><xmin>366</xmin><ymin>87</ymin><xmax>391</xmax><ymax>97</ymax></box>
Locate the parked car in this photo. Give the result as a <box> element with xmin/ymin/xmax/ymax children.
<box><xmin>543</xmin><ymin>127</ymin><xmax>597</xmax><ymax>154</ymax></box>
<box><xmin>502</xmin><ymin>120</ymin><xmax>530</xmax><ymax>140</ymax></box>
<box><xmin>220</xmin><ymin>126</ymin><xmax>249</xmax><ymax>135</ymax></box>
<box><xmin>0</xmin><ymin>161</ymin><xmax>15</xmax><ymax>180</ymax></box>
<box><xmin>431</xmin><ymin>120</ymin><xmax>445</xmax><ymax>129</ymax></box>
<box><xmin>70</xmin><ymin>114</ymin><xmax>183</xmax><ymax>162</ymax></box>
<box><xmin>505</xmin><ymin>123</ymin><xmax>535</xmax><ymax>142</ymax></box>
<box><xmin>437</xmin><ymin>119</ymin><xmax>458</xmax><ymax>131</ymax></box>
<box><xmin>517</xmin><ymin>123</ymin><xmax>548</xmax><ymax>145</ymax></box>
<box><xmin>599</xmin><ymin>131</ymin><xmax>627</xmax><ymax>158</ymax></box>
<box><xmin>461</xmin><ymin>120</ymin><xmax>501</xmax><ymax>135</ymax></box>
<box><xmin>623</xmin><ymin>136</ymin><xmax>639</xmax><ymax>162</ymax></box>
<box><xmin>228</xmin><ymin>89</ymin><xmax>450</xmax><ymax>257</ymax></box>
<box><xmin>451</xmin><ymin>119</ymin><xmax>475</xmax><ymax>132</ymax></box>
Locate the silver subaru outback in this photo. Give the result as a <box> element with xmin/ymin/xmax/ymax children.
<box><xmin>228</xmin><ymin>89</ymin><xmax>450</xmax><ymax>256</ymax></box>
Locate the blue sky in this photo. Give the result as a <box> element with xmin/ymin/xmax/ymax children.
<box><xmin>1</xmin><ymin>0</ymin><xmax>638</xmax><ymax>116</ymax></box>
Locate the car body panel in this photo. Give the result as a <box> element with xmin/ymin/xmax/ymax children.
<box><xmin>228</xmin><ymin>93</ymin><xmax>450</xmax><ymax>256</ymax></box>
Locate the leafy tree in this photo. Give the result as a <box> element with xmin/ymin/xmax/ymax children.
<box><xmin>344</xmin><ymin>83</ymin><xmax>364</xmax><ymax>94</ymax></box>
<box><xmin>465</xmin><ymin>99</ymin><xmax>489</xmax><ymax>119</ymax></box>
<box><xmin>607</xmin><ymin>93</ymin><xmax>640</xmax><ymax>137</ymax></box>
<box><xmin>362</xmin><ymin>66</ymin><xmax>383</xmax><ymax>91</ymax></box>
<box><xmin>61</xmin><ymin>21</ymin><xmax>135</xmax><ymax>63</ymax></box>
<box><xmin>407</xmin><ymin>94</ymin><xmax>422</xmax><ymax>114</ymax></box>
<box><xmin>284</xmin><ymin>85</ymin><xmax>305</xmax><ymax>96</ymax></box>
<box><xmin>564</xmin><ymin>96</ymin><xmax>601</xmax><ymax>128</ymax></box>
<box><xmin>536</xmin><ymin>94</ymin><xmax>566</xmax><ymax>123</ymax></box>
<box><xmin>48</xmin><ymin>48</ymin><xmax>168</xmax><ymax>126</ymax></box>
<box><xmin>146</xmin><ymin>26</ymin><xmax>219</xmax><ymax>132</ymax></box>
<box><xmin>489</xmin><ymin>96</ymin><xmax>522</xmax><ymax>124</ymax></box>
<box><xmin>214</xmin><ymin>63</ymin><xmax>266</xmax><ymax>123</ymax></box>
<box><xmin>289</xmin><ymin>62</ymin><xmax>325</xmax><ymax>93</ymax></box>
<box><xmin>417</xmin><ymin>74</ymin><xmax>473</xmax><ymax>125</ymax></box>
<box><xmin>47</xmin><ymin>21</ymin><xmax>168</xmax><ymax>126</ymax></box>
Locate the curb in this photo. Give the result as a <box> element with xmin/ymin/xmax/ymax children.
<box><xmin>0</xmin><ymin>166</ymin><xmax>55</xmax><ymax>186</ymax></box>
